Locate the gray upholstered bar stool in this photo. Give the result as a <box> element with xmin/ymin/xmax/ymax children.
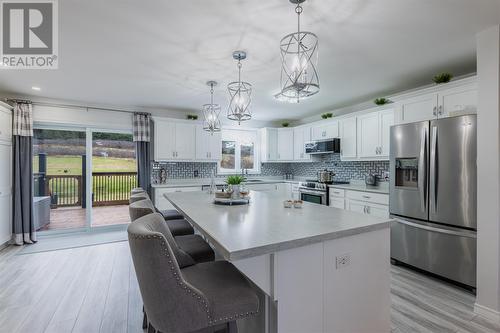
<box><xmin>129</xmin><ymin>201</ymin><xmax>214</xmax><ymax>263</ymax></box>
<box><xmin>130</xmin><ymin>191</ymin><xmax>150</xmax><ymax>204</ymax></box>
<box><xmin>129</xmin><ymin>189</ymin><xmax>185</xmax><ymax>221</ymax></box>
<box><xmin>129</xmin><ymin>199</ymin><xmax>195</xmax><ymax>236</ymax></box>
<box><xmin>131</xmin><ymin>187</ymin><xmax>146</xmax><ymax>195</ymax></box>
<box><xmin>128</xmin><ymin>214</ymin><xmax>259</xmax><ymax>333</ymax></box>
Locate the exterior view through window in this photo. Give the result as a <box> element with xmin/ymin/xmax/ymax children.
<box><xmin>219</xmin><ymin>129</ymin><xmax>258</xmax><ymax>174</ymax></box>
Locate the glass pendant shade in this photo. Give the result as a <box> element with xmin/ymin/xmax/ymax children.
<box><xmin>278</xmin><ymin>0</ymin><xmax>319</xmax><ymax>103</ymax></box>
<box><xmin>227</xmin><ymin>51</ymin><xmax>252</xmax><ymax>124</ymax></box>
<box><xmin>202</xmin><ymin>81</ymin><xmax>221</xmax><ymax>134</ymax></box>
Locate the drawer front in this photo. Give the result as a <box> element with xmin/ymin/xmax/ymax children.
<box><xmin>346</xmin><ymin>190</ymin><xmax>388</xmax><ymax>205</ymax></box>
<box><xmin>328</xmin><ymin>188</ymin><xmax>345</xmax><ymax>198</ymax></box>
<box><xmin>154</xmin><ymin>187</ymin><xmax>201</xmax><ymax>210</ymax></box>
<box><xmin>163</xmin><ymin>187</ymin><xmax>201</xmax><ymax>193</ymax></box>
<box><xmin>329</xmin><ymin>197</ymin><xmax>345</xmax><ymax>209</ymax></box>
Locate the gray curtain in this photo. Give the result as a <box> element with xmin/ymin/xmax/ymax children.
<box><xmin>133</xmin><ymin>113</ymin><xmax>151</xmax><ymax>195</ymax></box>
<box><xmin>12</xmin><ymin>103</ymin><xmax>36</xmax><ymax>245</ymax></box>
<box><xmin>135</xmin><ymin>141</ymin><xmax>151</xmax><ymax>195</ymax></box>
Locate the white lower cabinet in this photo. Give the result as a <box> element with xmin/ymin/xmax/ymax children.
<box><xmin>329</xmin><ymin>187</ymin><xmax>389</xmax><ymax>218</ymax></box>
<box><xmin>0</xmin><ymin>188</ymin><xmax>11</xmax><ymax>245</ymax></box>
<box><xmin>154</xmin><ymin>186</ymin><xmax>201</xmax><ymax>210</ymax></box>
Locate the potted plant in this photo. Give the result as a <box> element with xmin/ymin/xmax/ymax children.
<box><xmin>226</xmin><ymin>175</ymin><xmax>245</xmax><ymax>199</ymax></box>
<box><xmin>282</xmin><ymin>122</ymin><xmax>290</xmax><ymax>127</ymax></box>
<box><xmin>433</xmin><ymin>72</ymin><xmax>453</xmax><ymax>84</ymax></box>
<box><xmin>374</xmin><ymin>97</ymin><xmax>391</xmax><ymax>106</ymax></box>
<box><xmin>187</xmin><ymin>114</ymin><xmax>199</xmax><ymax>120</ymax></box>
<box><xmin>321</xmin><ymin>113</ymin><xmax>328</xmax><ymax>119</ymax></box>
<box><xmin>326</xmin><ymin>112</ymin><xmax>333</xmax><ymax>118</ymax></box>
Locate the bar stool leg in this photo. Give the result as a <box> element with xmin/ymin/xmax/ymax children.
<box><xmin>147</xmin><ymin>322</ymin><xmax>156</xmax><ymax>333</ymax></box>
<box><xmin>227</xmin><ymin>321</ymin><xmax>238</xmax><ymax>333</ymax></box>
<box><xmin>142</xmin><ymin>306</ymin><xmax>148</xmax><ymax>329</ymax></box>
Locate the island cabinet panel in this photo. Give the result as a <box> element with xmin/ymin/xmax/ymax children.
<box><xmin>275</xmin><ymin>243</ymin><xmax>324</xmax><ymax>333</ymax></box>
<box><xmin>323</xmin><ymin>228</ymin><xmax>391</xmax><ymax>333</ymax></box>
<box><xmin>154</xmin><ymin>186</ymin><xmax>201</xmax><ymax>210</ymax></box>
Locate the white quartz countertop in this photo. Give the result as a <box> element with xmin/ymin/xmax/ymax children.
<box><xmin>328</xmin><ymin>182</ymin><xmax>389</xmax><ymax>194</ymax></box>
<box><xmin>151</xmin><ymin>177</ymin><xmax>300</xmax><ymax>188</ymax></box>
<box><xmin>165</xmin><ymin>190</ymin><xmax>391</xmax><ymax>260</ymax></box>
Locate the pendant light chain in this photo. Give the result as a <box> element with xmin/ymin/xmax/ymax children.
<box><xmin>227</xmin><ymin>50</ymin><xmax>252</xmax><ymax>125</ymax></box>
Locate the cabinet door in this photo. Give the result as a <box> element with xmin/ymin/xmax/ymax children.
<box><xmin>267</xmin><ymin>129</ymin><xmax>278</xmax><ymax>161</ymax></box>
<box><xmin>399</xmin><ymin>93</ymin><xmax>438</xmax><ymax>124</ymax></box>
<box><xmin>195</xmin><ymin>125</ymin><xmax>210</xmax><ymax>160</ymax></box>
<box><xmin>438</xmin><ymin>85</ymin><xmax>477</xmax><ymax>118</ymax></box>
<box><xmin>0</xmin><ymin>144</ymin><xmax>11</xmax><ymax>189</ymax></box>
<box><xmin>209</xmin><ymin>131</ymin><xmax>222</xmax><ymax>161</ymax></box>
<box><xmin>329</xmin><ymin>197</ymin><xmax>345</xmax><ymax>209</ymax></box>
<box><xmin>174</xmin><ymin>123</ymin><xmax>196</xmax><ymax>160</ymax></box>
<box><xmin>357</xmin><ymin>113</ymin><xmax>379</xmax><ymax>159</ymax></box>
<box><xmin>155</xmin><ymin>186</ymin><xmax>201</xmax><ymax>210</ymax></box>
<box><xmin>0</xmin><ymin>109</ymin><xmax>11</xmax><ymax>144</ymax></box>
<box><xmin>379</xmin><ymin>109</ymin><xmax>395</xmax><ymax>158</ymax></box>
<box><xmin>277</xmin><ymin>129</ymin><xmax>293</xmax><ymax>161</ymax></box>
<box><xmin>311</xmin><ymin>122</ymin><xmax>338</xmax><ymax>140</ymax></box>
<box><xmin>346</xmin><ymin>199</ymin><xmax>366</xmax><ymax>214</ymax></box>
<box><xmin>293</xmin><ymin>126</ymin><xmax>311</xmax><ymax>160</ymax></box>
<box><xmin>0</xmin><ymin>191</ymin><xmax>11</xmax><ymax>244</ymax></box>
<box><xmin>154</xmin><ymin>120</ymin><xmax>176</xmax><ymax>160</ymax></box>
<box><xmin>340</xmin><ymin>117</ymin><xmax>357</xmax><ymax>160</ymax></box>
<box><xmin>365</xmin><ymin>202</ymin><xmax>389</xmax><ymax>218</ymax></box>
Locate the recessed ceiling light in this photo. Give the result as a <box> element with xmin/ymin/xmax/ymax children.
<box><xmin>32</xmin><ymin>86</ymin><xmax>41</xmax><ymax>91</ymax></box>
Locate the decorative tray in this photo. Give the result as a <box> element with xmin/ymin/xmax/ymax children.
<box><xmin>213</xmin><ymin>197</ymin><xmax>250</xmax><ymax>205</ymax></box>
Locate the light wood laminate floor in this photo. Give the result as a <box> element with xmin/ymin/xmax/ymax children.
<box><xmin>0</xmin><ymin>240</ymin><xmax>499</xmax><ymax>333</ymax></box>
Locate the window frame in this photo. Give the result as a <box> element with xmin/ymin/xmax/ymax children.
<box><xmin>218</xmin><ymin>128</ymin><xmax>260</xmax><ymax>175</ymax></box>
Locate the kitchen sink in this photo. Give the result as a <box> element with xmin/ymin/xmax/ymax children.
<box><xmin>245</xmin><ymin>179</ymin><xmax>264</xmax><ymax>183</ymax></box>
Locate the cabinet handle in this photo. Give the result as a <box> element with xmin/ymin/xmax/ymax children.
<box><xmin>209</xmin><ymin>152</ymin><xmax>211</xmax><ymax>158</ymax></box>
<box><xmin>438</xmin><ymin>105</ymin><xmax>443</xmax><ymax>116</ymax></box>
<box><xmin>433</xmin><ymin>106</ymin><xmax>437</xmax><ymax>116</ymax></box>
<box><xmin>367</xmin><ymin>206</ymin><xmax>371</xmax><ymax>214</ymax></box>
<box><xmin>362</xmin><ymin>195</ymin><xmax>371</xmax><ymax>199</ymax></box>
<box><xmin>363</xmin><ymin>206</ymin><xmax>367</xmax><ymax>213</ymax></box>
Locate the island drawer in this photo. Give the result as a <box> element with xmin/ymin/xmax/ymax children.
<box><xmin>346</xmin><ymin>190</ymin><xmax>388</xmax><ymax>205</ymax></box>
<box><xmin>329</xmin><ymin>197</ymin><xmax>345</xmax><ymax>209</ymax></box>
<box><xmin>329</xmin><ymin>188</ymin><xmax>345</xmax><ymax>198</ymax></box>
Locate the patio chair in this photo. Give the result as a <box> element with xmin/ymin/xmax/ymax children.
<box><xmin>128</xmin><ymin>214</ymin><xmax>259</xmax><ymax>333</ymax></box>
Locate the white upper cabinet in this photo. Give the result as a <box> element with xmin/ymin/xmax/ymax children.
<box><xmin>438</xmin><ymin>84</ymin><xmax>477</xmax><ymax>118</ymax></box>
<box><xmin>293</xmin><ymin>126</ymin><xmax>311</xmax><ymax>161</ymax></box>
<box><xmin>195</xmin><ymin>125</ymin><xmax>221</xmax><ymax>161</ymax></box>
<box><xmin>357</xmin><ymin>112</ymin><xmax>380</xmax><ymax>159</ymax></box>
<box><xmin>277</xmin><ymin>128</ymin><xmax>294</xmax><ymax>161</ymax></box>
<box><xmin>398</xmin><ymin>92</ymin><xmax>438</xmax><ymax>124</ymax></box>
<box><xmin>396</xmin><ymin>79</ymin><xmax>477</xmax><ymax>124</ymax></box>
<box><xmin>311</xmin><ymin>121</ymin><xmax>339</xmax><ymax>141</ymax></box>
<box><xmin>0</xmin><ymin>106</ymin><xmax>12</xmax><ymax>144</ymax></box>
<box><xmin>357</xmin><ymin>108</ymin><xmax>394</xmax><ymax>160</ymax></box>
<box><xmin>379</xmin><ymin>109</ymin><xmax>394</xmax><ymax>157</ymax></box>
<box><xmin>340</xmin><ymin>117</ymin><xmax>357</xmax><ymax>160</ymax></box>
<box><xmin>154</xmin><ymin>119</ymin><xmax>195</xmax><ymax>161</ymax></box>
<box><xmin>260</xmin><ymin>128</ymin><xmax>278</xmax><ymax>162</ymax></box>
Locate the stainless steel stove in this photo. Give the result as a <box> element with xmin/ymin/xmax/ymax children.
<box><xmin>298</xmin><ymin>180</ymin><xmax>350</xmax><ymax>205</ymax></box>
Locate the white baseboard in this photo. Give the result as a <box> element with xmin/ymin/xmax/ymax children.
<box><xmin>474</xmin><ymin>302</ymin><xmax>500</xmax><ymax>323</ymax></box>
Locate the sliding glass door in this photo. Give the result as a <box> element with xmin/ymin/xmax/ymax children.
<box><xmin>33</xmin><ymin>128</ymin><xmax>87</xmax><ymax>232</ymax></box>
<box><xmin>91</xmin><ymin>131</ymin><xmax>137</xmax><ymax>228</ymax></box>
<box><xmin>33</xmin><ymin>126</ymin><xmax>136</xmax><ymax>234</ymax></box>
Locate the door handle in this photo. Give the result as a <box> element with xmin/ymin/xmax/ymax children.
<box><xmin>394</xmin><ymin>219</ymin><xmax>477</xmax><ymax>238</ymax></box>
<box><xmin>430</xmin><ymin>125</ymin><xmax>438</xmax><ymax>212</ymax></box>
<box><xmin>438</xmin><ymin>105</ymin><xmax>443</xmax><ymax>116</ymax></box>
<box><xmin>418</xmin><ymin>126</ymin><xmax>428</xmax><ymax>213</ymax></box>
<box><xmin>432</xmin><ymin>106</ymin><xmax>437</xmax><ymax>116</ymax></box>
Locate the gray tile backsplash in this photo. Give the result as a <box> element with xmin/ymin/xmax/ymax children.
<box><xmin>151</xmin><ymin>154</ymin><xmax>388</xmax><ymax>183</ymax></box>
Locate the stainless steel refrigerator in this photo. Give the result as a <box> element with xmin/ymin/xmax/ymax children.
<box><xmin>390</xmin><ymin>114</ymin><xmax>477</xmax><ymax>288</ymax></box>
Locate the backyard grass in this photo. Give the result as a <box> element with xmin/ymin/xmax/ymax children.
<box><xmin>33</xmin><ymin>155</ymin><xmax>136</xmax><ymax>175</ymax></box>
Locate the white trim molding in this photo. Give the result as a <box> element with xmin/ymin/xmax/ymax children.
<box><xmin>474</xmin><ymin>303</ymin><xmax>500</xmax><ymax>324</ymax></box>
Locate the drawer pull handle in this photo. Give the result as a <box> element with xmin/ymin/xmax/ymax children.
<box><xmin>362</xmin><ymin>195</ymin><xmax>371</xmax><ymax>199</ymax></box>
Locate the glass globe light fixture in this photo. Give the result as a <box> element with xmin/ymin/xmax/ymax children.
<box><xmin>202</xmin><ymin>81</ymin><xmax>221</xmax><ymax>134</ymax></box>
<box><xmin>227</xmin><ymin>50</ymin><xmax>252</xmax><ymax>125</ymax></box>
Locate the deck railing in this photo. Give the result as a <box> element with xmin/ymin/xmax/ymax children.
<box><xmin>36</xmin><ymin>172</ymin><xmax>138</xmax><ymax>207</ymax></box>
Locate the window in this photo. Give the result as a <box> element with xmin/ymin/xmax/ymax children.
<box><xmin>218</xmin><ymin>129</ymin><xmax>260</xmax><ymax>174</ymax></box>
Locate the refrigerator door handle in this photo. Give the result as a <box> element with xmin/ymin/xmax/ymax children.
<box><xmin>430</xmin><ymin>125</ymin><xmax>438</xmax><ymax>212</ymax></box>
<box><xmin>394</xmin><ymin>219</ymin><xmax>477</xmax><ymax>238</ymax></box>
<box><xmin>418</xmin><ymin>126</ymin><xmax>427</xmax><ymax>212</ymax></box>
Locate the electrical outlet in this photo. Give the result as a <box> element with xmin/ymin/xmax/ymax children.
<box><xmin>335</xmin><ymin>254</ymin><xmax>351</xmax><ymax>269</ymax></box>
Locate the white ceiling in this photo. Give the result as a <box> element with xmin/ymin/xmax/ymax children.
<box><xmin>1</xmin><ymin>0</ymin><xmax>499</xmax><ymax>121</ymax></box>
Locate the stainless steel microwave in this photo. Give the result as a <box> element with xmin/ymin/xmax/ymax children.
<box><xmin>305</xmin><ymin>138</ymin><xmax>340</xmax><ymax>155</ymax></box>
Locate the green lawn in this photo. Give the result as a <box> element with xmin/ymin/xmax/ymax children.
<box><xmin>33</xmin><ymin>155</ymin><xmax>136</xmax><ymax>175</ymax></box>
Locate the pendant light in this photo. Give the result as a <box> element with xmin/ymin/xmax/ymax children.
<box><xmin>276</xmin><ymin>0</ymin><xmax>319</xmax><ymax>103</ymax></box>
<box><xmin>202</xmin><ymin>81</ymin><xmax>221</xmax><ymax>134</ymax></box>
<box><xmin>227</xmin><ymin>50</ymin><xmax>252</xmax><ymax>124</ymax></box>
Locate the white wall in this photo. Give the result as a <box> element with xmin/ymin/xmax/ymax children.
<box><xmin>475</xmin><ymin>25</ymin><xmax>500</xmax><ymax>322</ymax></box>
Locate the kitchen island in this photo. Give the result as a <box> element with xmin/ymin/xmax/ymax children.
<box><xmin>165</xmin><ymin>190</ymin><xmax>392</xmax><ymax>333</ymax></box>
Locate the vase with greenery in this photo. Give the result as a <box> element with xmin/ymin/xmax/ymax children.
<box><xmin>433</xmin><ymin>72</ymin><xmax>453</xmax><ymax>84</ymax></box>
<box><xmin>226</xmin><ymin>175</ymin><xmax>245</xmax><ymax>199</ymax></box>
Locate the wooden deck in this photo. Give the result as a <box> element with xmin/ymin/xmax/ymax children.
<box><xmin>39</xmin><ymin>205</ymin><xmax>131</xmax><ymax>231</ymax></box>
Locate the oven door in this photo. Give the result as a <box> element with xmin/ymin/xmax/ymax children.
<box><xmin>300</xmin><ymin>189</ymin><xmax>327</xmax><ymax>205</ymax></box>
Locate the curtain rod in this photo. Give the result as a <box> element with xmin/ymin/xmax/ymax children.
<box><xmin>3</xmin><ymin>98</ymin><xmax>151</xmax><ymax>115</ymax></box>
